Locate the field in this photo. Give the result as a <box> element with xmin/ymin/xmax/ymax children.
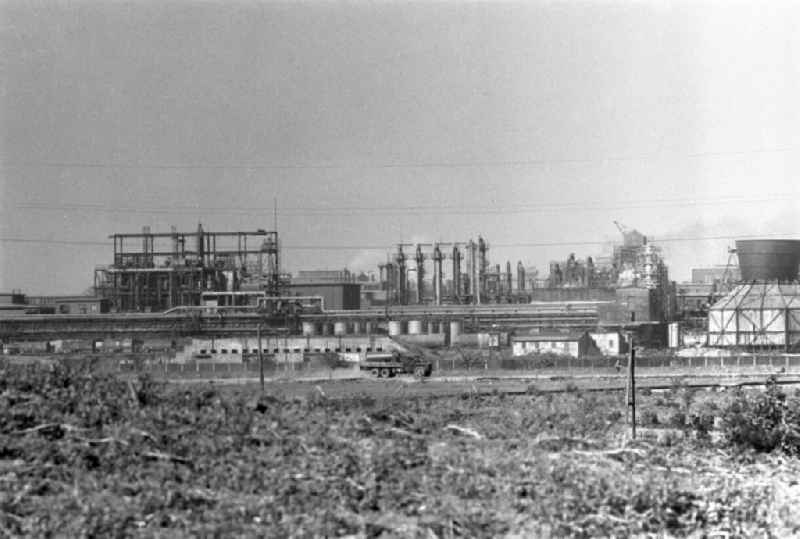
<box><xmin>2</xmin><ymin>358</ymin><xmax>800</xmax><ymax>537</ymax></box>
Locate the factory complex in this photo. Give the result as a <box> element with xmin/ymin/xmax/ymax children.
<box><xmin>2</xmin><ymin>222</ymin><xmax>800</xmax><ymax>360</ymax></box>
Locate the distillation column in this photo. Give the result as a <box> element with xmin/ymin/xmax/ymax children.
<box><xmin>506</xmin><ymin>261</ymin><xmax>513</xmax><ymax>297</ymax></box>
<box><xmin>396</xmin><ymin>247</ymin><xmax>407</xmax><ymax>305</ymax></box>
<box><xmin>415</xmin><ymin>244</ymin><xmax>425</xmax><ymax>304</ymax></box>
<box><xmin>517</xmin><ymin>261</ymin><xmax>526</xmax><ymax>291</ymax></box>
<box><xmin>478</xmin><ymin>236</ymin><xmax>488</xmax><ymax>303</ymax></box>
<box><xmin>433</xmin><ymin>245</ymin><xmax>443</xmax><ymax>305</ymax></box>
<box><xmin>452</xmin><ymin>246</ymin><xmax>462</xmax><ymax>302</ymax></box>
<box><xmin>468</xmin><ymin>240</ymin><xmax>479</xmax><ymax>304</ymax></box>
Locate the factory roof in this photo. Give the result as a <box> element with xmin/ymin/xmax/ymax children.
<box><xmin>512</xmin><ymin>331</ymin><xmax>589</xmax><ymax>342</ymax></box>
<box><xmin>710</xmin><ymin>282</ymin><xmax>800</xmax><ymax>311</ymax></box>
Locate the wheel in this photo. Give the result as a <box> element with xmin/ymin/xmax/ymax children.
<box><xmin>370</xmin><ymin>368</ymin><xmax>380</xmax><ymax>377</ymax></box>
<box><xmin>413</xmin><ymin>366</ymin><xmax>425</xmax><ymax>378</ymax></box>
<box><xmin>379</xmin><ymin>368</ymin><xmax>390</xmax><ymax>378</ymax></box>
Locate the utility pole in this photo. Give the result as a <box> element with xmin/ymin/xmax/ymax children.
<box><xmin>626</xmin><ymin>336</ymin><xmax>636</xmax><ymax>439</ymax></box>
<box><xmin>257</xmin><ymin>322</ymin><xmax>264</xmax><ymax>392</ymax></box>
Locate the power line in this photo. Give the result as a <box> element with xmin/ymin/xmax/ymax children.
<box><xmin>11</xmin><ymin>192</ymin><xmax>797</xmax><ymax>216</ymax></box>
<box><xmin>1</xmin><ymin>233</ymin><xmax>796</xmax><ymax>250</ymax></box>
<box><xmin>1</xmin><ymin>146</ymin><xmax>796</xmax><ymax>171</ymax></box>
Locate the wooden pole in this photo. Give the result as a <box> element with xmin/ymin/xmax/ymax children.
<box><xmin>258</xmin><ymin>323</ymin><xmax>264</xmax><ymax>392</ymax></box>
<box><xmin>627</xmin><ymin>339</ymin><xmax>636</xmax><ymax>439</ymax></box>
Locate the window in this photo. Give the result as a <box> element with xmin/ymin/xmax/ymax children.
<box><xmin>200</xmin><ymin>349</ymin><xmax>207</xmax><ymax>354</ymax></box>
<box><xmin>231</xmin><ymin>349</ymin><xmax>238</xmax><ymax>354</ymax></box>
<box><xmin>356</xmin><ymin>347</ymin><xmax>362</xmax><ymax>352</ymax></box>
<box><xmin>376</xmin><ymin>347</ymin><xmax>383</xmax><ymax>352</ymax></box>
<box><xmin>314</xmin><ymin>348</ymin><xmax>321</xmax><ymax>352</ymax></box>
<box><xmin>283</xmin><ymin>348</ymin><xmax>290</xmax><ymax>353</ymax></box>
<box><xmin>273</xmin><ymin>348</ymin><xmax>279</xmax><ymax>353</ymax></box>
<box><xmin>303</xmin><ymin>348</ymin><xmax>310</xmax><ymax>353</ymax></box>
<box><xmin>221</xmin><ymin>349</ymin><xmax>228</xmax><ymax>354</ymax></box>
<box><xmin>211</xmin><ymin>349</ymin><xmax>217</xmax><ymax>354</ymax></box>
<box><xmin>324</xmin><ymin>348</ymin><xmax>330</xmax><ymax>352</ymax></box>
<box><xmin>293</xmin><ymin>348</ymin><xmax>300</xmax><ymax>353</ymax></box>
<box><xmin>335</xmin><ymin>348</ymin><xmax>341</xmax><ymax>352</ymax></box>
<box><xmin>345</xmin><ymin>347</ymin><xmax>351</xmax><ymax>353</ymax></box>
<box><xmin>252</xmin><ymin>349</ymin><xmax>258</xmax><ymax>354</ymax></box>
<box><xmin>608</xmin><ymin>339</ymin><xmax>614</xmax><ymax>348</ymax></box>
<box><xmin>366</xmin><ymin>347</ymin><xmax>372</xmax><ymax>352</ymax></box>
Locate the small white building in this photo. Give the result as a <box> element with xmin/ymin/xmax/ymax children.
<box><xmin>511</xmin><ymin>332</ymin><xmax>599</xmax><ymax>358</ymax></box>
<box><xmin>588</xmin><ymin>330</ymin><xmax>625</xmax><ymax>356</ymax></box>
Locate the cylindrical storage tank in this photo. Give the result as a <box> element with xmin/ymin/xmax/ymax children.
<box><xmin>364</xmin><ymin>321</ymin><xmax>373</xmax><ymax>334</ymax></box>
<box><xmin>449</xmin><ymin>320</ymin><xmax>462</xmax><ymax>344</ymax></box>
<box><xmin>333</xmin><ymin>321</ymin><xmax>347</xmax><ymax>336</ymax></box>
<box><xmin>427</xmin><ymin>321</ymin><xmax>436</xmax><ymax>334</ymax></box>
<box><xmin>301</xmin><ymin>322</ymin><xmax>316</xmax><ymax>336</ymax></box>
<box><xmin>736</xmin><ymin>239</ymin><xmax>800</xmax><ymax>282</ymax></box>
<box><xmin>388</xmin><ymin>320</ymin><xmax>403</xmax><ymax>336</ymax></box>
<box><xmin>408</xmin><ymin>320</ymin><xmax>423</xmax><ymax>335</ymax></box>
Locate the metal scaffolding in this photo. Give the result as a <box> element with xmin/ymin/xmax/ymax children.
<box><xmin>94</xmin><ymin>225</ymin><xmax>281</xmax><ymax>312</ymax></box>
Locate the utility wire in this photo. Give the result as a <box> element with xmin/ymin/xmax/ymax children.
<box><xmin>1</xmin><ymin>146</ymin><xmax>796</xmax><ymax>171</ymax></box>
<box><xmin>1</xmin><ymin>233</ymin><xmax>796</xmax><ymax>250</ymax></box>
<box><xmin>11</xmin><ymin>193</ymin><xmax>797</xmax><ymax>216</ymax></box>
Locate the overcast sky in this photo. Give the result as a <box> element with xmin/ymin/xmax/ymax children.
<box><xmin>2</xmin><ymin>1</ymin><xmax>799</xmax><ymax>294</ymax></box>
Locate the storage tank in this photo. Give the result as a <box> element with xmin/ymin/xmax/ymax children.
<box><xmin>735</xmin><ymin>239</ymin><xmax>800</xmax><ymax>282</ymax></box>
<box><xmin>388</xmin><ymin>320</ymin><xmax>403</xmax><ymax>336</ymax></box>
<box><xmin>407</xmin><ymin>320</ymin><xmax>423</xmax><ymax>335</ymax></box>
<box><xmin>449</xmin><ymin>320</ymin><xmax>462</xmax><ymax>344</ymax></box>
<box><xmin>301</xmin><ymin>322</ymin><xmax>316</xmax><ymax>336</ymax></box>
<box><xmin>333</xmin><ymin>321</ymin><xmax>347</xmax><ymax>336</ymax></box>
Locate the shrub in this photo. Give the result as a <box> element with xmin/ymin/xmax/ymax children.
<box><xmin>640</xmin><ymin>410</ymin><xmax>659</xmax><ymax>426</ymax></box>
<box><xmin>721</xmin><ymin>378</ymin><xmax>800</xmax><ymax>454</ymax></box>
<box><xmin>669</xmin><ymin>411</ymin><xmax>686</xmax><ymax>429</ymax></box>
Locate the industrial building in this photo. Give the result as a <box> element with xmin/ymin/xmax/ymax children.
<box><xmin>539</xmin><ymin>224</ymin><xmax>676</xmax><ymax>323</ymax></box>
<box><xmin>94</xmin><ymin>225</ymin><xmax>281</xmax><ymax>312</ymax></box>
<box><xmin>511</xmin><ymin>331</ymin><xmax>601</xmax><ymax>358</ymax></box>
<box><xmin>378</xmin><ymin>237</ymin><xmax>531</xmax><ymax>306</ymax></box>
<box><xmin>0</xmin><ymin>292</ymin><xmax>109</xmax><ymax>316</ymax></box>
<box><xmin>708</xmin><ymin>239</ymin><xmax>800</xmax><ymax>350</ymax></box>
<box><xmin>285</xmin><ymin>283</ymin><xmax>361</xmax><ymax>310</ymax></box>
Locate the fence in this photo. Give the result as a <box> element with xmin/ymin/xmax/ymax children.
<box><xmin>432</xmin><ymin>353</ymin><xmax>800</xmax><ymax>375</ymax></box>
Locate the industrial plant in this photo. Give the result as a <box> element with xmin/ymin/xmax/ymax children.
<box><xmin>2</xmin><ymin>220</ymin><xmax>800</xmax><ymax>358</ymax></box>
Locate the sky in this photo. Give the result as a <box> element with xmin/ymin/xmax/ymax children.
<box><xmin>2</xmin><ymin>1</ymin><xmax>799</xmax><ymax>294</ymax></box>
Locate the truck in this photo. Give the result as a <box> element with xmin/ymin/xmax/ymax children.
<box><xmin>360</xmin><ymin>350</ymin><xmax>433</xmax><ymax>378</ymax></box>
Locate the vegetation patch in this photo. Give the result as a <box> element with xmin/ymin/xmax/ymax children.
<box><xmin>1</xmin><ymin>360</ymin><xmax>799</xmax><ymax>536</ymax></box>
